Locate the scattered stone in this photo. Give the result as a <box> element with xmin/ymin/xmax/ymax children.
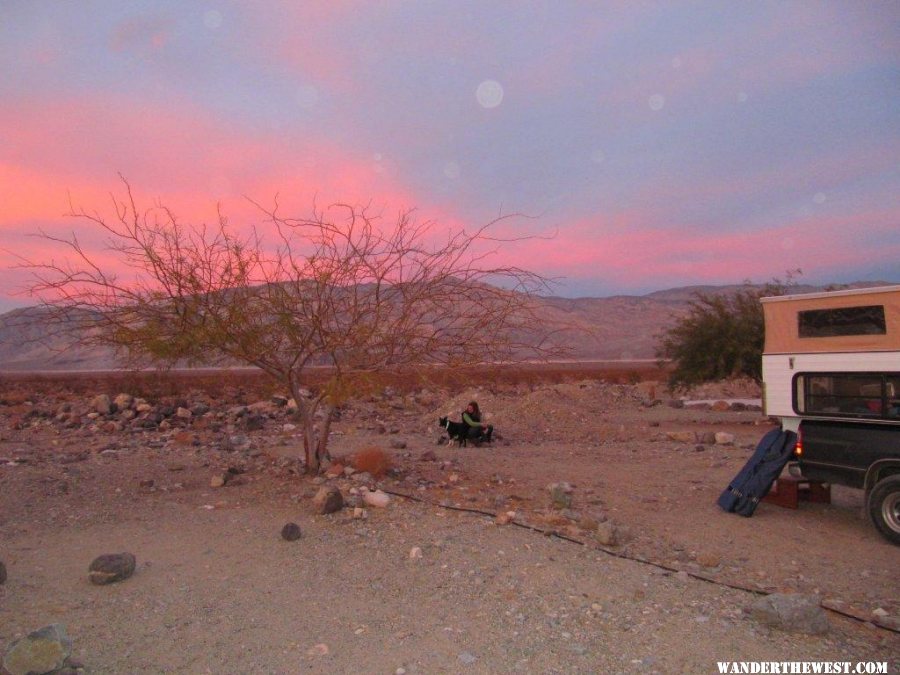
<box><xmin>210</xmin><ymin>474</ymin><xmax>228</xmax><ymax>488</ymax></box>
<box><xmin>325</xmin><ymin>463</ymin><xmax>345</xmax><ymax>479</ymax></box>
<box><xmin>175</xmin><ymin>407</ymin><xmax>193</xmax><ymax>419</ymax></box>
<box><xmin>113</xmin><ymin>393</ymin><xmax>134</xmax><ymax>410</ymax></box>
<box><xmin>594</xmin><ymin>520</ymin><xmax>619</xmax><ymax>546</ymax></box>
<box><xmin>409</xmin><ymin>546</ymin><xmax>423</xmax><ymax>559</ymax></box>
<box><xmin>139</xmin><ymin>479</ymin><xmax>155</xmax><ymax>489</ymax></box>
<box><xmin>715</xmin><ymin>432</ymin><xmax>735</xmax><ymax>445</ymax></box>
<box><xmin>420</xmin><ymin>450</ymin><xmax>438</xmax><ymax>462</ymax></box>
<box><xmin>281</xmin><ymin>522</ymin><xmax>302</xmax><ymax>541</ymax></box>
<box><xmin>495</xmin><ymin>511</ymin><xmax>516</xmax><ymax>526</ymax></box>
<box><xmin>696</xmin><ymin>552</ymin><xmax>721</xmax><ymax>568</ymax></box>
<box><xmin>306</xmin><ymin>643</ymin><xmax>329</xmax><ymax>657</ymax></box>
<box><xmin>313</xmin><ymin>486</ymin><xmax>344</xmax><ymax>514</ymax></box>
<box><xmin>362</xmin><ymin>489</ymin><xmax>391</xmax><ymax>508</ymax></box>
<box><xmin>747</xmin><ymin>593</ymin><xmax>829</xmax><ymax>634</ymax></box>
<box><xmin>666</xmin><ymin>431</ymin><xmax>695</xmax><ymax>443</ymax></box>
<box><xmin>90</xmin><ymin>394</ymin><xmax>112</xmax><ymax>415</ymax></box>
<box><xmin>697</xmin><ymin>431</ymin><xmax>717</xmax><ymax>444</ymax></box>
<box><xmin>2</xmin><ymin>624</ymin><xmax>72</xmax><ymax>675</ymax></box>
<box><xmin>548</xmin><ymin>482</ymin><xmax>574</xmax><ymax>509</ymax></box>
<box><xmin>711</xmin><ymin>400</ymin><xmax>731</xmax><ymax>412</ymax></box>
<box><xmin>88</xmin><ymin>552</ymin><xmax>136</xmax><ymax>585</ymax></box>
<box><xmin>353</xmin><ymin>507</ymin><xmax>367</xmax><ymax>520</ymax></box>
<box><xmin>458</xmin><ymin>651</ymin><xmax>477</xmax><ymax>665</ymax></box>
<box><xmin>390</xmin><ymin>440</ymin><xmax>407</xmax><ymax>449</ymax></box>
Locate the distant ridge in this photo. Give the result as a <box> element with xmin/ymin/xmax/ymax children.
<box><xmin>1</xmin><ymin>281</ymin><xmax>894</xmax><ymax>371</ymax></box>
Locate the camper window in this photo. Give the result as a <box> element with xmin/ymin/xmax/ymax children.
<box><xmin>798</xmin><ymin>305</ymin><xmax>886</xmax><ymax>338</ymax></box>
<box><xmin>796</xmin><ymin>373</ymin><xmax>897</xmax><ymax>419</ymax></box>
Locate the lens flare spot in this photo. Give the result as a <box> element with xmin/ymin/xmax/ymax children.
<box><xmin>648</xmin><ymin>94</ymin><xmax>665</xmax><ymax>111</ymax></box>
<box><xmin>203</xmin><ymin>10</ymin><xmax>223</xmax><ymax>30</ymax></box>
<box><xmin>476</xmin><ymin>80</ymin><xmax>504</xmax><ymax>109</ymax></box>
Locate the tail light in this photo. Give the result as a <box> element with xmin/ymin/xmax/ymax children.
<box><xmin>794</xmin><ymin>429</ymin><xmax>803</xmax><ymax>457</ymax></box>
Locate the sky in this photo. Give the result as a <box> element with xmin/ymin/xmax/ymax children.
<box><xmin>1</xmin><ymin>1</ymin><xmax>899</xmax><ymax>312</ymax></box>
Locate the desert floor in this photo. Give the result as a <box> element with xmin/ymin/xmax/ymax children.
<box><xmin>0</xmin><ymin>372</ymin><xmax>897</xmax><ymax>674</ymax></box>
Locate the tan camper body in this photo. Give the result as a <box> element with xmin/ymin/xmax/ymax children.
<box><xmin>761</xmin><ymin>285</ymin><xmax>900</xmax><ymax>429</ymax></box>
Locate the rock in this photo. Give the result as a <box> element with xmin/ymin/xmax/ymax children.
<box><xmin>244</xmin><ymin>414</ymin><xmax>266</xmax><ymax>431</ymax></box>
<box><xmin>2</xmin><ymin>624</ymin><xmax>72</xmax><ymax>675</ymax></box>
<box><xmin>88</xmin><ymin>552</ymin><xmax>136</xmax><ymax>585</ymax></box>
<box><xmin>313</xmin><ymin>486</ymin><xmax>344</xmax><ymax>514</ymax></box>
<box><xmin>113</xmin><ymin>393</ymin><xmax>134</xmax><ymax>410</ymax></box>
<box><xmin>306</xmin><ymin>643</ymin><xmax>329</xmax><ymax>656</ymax></box>
<box><xmin>458</xmin><ymin>651</ymin><xmax>477</xmax><ymax>665</ymax></box>
<box><xmin>281</xmin><ymin>522</ymin><xmax>302</xmax><ymax>541</ymax></box>
<box><xmin>715</xmin><ymin>432</ymin><xmax>735</xmax><ymax>445</ymax></box>
<box><xmin>730</xmin><ymin>402</ymin><xmax>748</xmax><ymax>411</ymax></box>
<box><xmin>747</xmin><ymin>593</ymin><xmax>829</xmax><ymax>634</ymax></box>
<box><xmin>390</xmin><ymin>440</ymin><xmax>407</xmax><ymax>449</ymax></box>
<box><xmin>420</xmin><ymin>450</ymin><xmax>438</xmax><ymax>462</ymax></box>
<box><xmin>495</xmin><ymin>511</ymin><xmax>516</xmax><ymax>525</ymax></box>
<box><xmin>362</xmin><ymin>489</ymin><xmax>391</xmax><ymax>508</ymax></box>
<box><xmin>353</xmin><ymin>507</ymin><xmax>367</xmax><ymax>520</ymax></box>
<box><xmin>696</xmin><ymin>552</ymin><xmax>721</xmax><ymax>568</ymax></box>
<box><xmin>175</xmin><ymin>407</ymin><xmax>193</xmax><ymax>419</ymax></box>
<box><xmin>666</xmin><ymin>431</ymin><xmax>695</xmax><ymax>443</ymax></box>
<box><xmin>409</xmin><ymin>546</ymin><xmax>423</xmax><ymax>559</ymax></box>
<box><xmin>325</xmin><ymin>463</ymin><xmax>344</xmax><ymax>478</ymax></box>
<box><xmin>548</xmin><ymin>482</ymin><xmax>574</xmax><ymax>509</ymax></box>
<box><xmin>0</xmin><ymin>560</ymin><xmax>6</xmax><ymax>584</ymax></box>
<box><xmin>711</xmin><ymin>400</ymin><xmax>731</xmax><ymax>412</ymax></box>
<box><xmin>667</xmin><ymin>399</ymin><xmax>684</xmax><ymax>409</ymax></box>
<box><xmin>90</xmin><ymin>394</ymin><xmax>112</xmax><ymax>415</ymax></box>
<box><xmin>595</xmin><ymin>521</ymin><xmax>619</xmax><ymax>546</ymax></box>
<box><xmin>210</xmin><ymin>474</ymin><xmax>228</xmax><ymax>488</ymax></box>
<box><xmin>697</xmin><ymin>431</ymin><xmax>717</xmax><ymax>445</ymax></box>
<box><xmin>135</xmin><ymin>401</ymin><xmax>153</xmax><ymax>414</ymax></box>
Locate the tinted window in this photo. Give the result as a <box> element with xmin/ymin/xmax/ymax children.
<box><xmin>798</xmin><ymin>305</ymin><xmax>886</xmax><ymax>338</ymax></box>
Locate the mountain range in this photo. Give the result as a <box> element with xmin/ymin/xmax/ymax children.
<box><xmin>0</xmin><ymin>282</ymin><xmax>893</xmax><ymax>371</ymax></box>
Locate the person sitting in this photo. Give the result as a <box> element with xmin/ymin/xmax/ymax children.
<box><xmin>462</xmin><ymin>401</ymin><xmax>493</xmax><ymax>445</ymax></box>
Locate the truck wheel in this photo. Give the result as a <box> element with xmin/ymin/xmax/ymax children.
<box><xmin>867</xmin><ymin>475</ymin><xmax>900</xmax><ymax>546</ymax></box>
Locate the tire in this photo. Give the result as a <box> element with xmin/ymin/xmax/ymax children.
<box><xmin>867</xmin><ymin>475</ymin><xmax>900</xmax><ymax>546</ymax></box>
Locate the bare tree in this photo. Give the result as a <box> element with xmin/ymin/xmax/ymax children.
<box><xmin>20</xmin><ymin>179</ymin><xmax>561</xmax><ymax>472</ymax></box>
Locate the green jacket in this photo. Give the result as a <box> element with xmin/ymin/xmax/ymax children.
<box><xmin>462</xmin><ymin>412</ymin><xmax>482</xmax><ymax>428</ymax></box>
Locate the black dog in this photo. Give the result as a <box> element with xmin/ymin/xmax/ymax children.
<box><xmin>438</xmin><ymin>416</ymin><xmax>468</xmax><ymax>447</ymax></box>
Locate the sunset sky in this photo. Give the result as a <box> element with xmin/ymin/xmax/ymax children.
<box><xmin>1</xmin><ymin>1</ymin><xmax>899</xmax><ymax>312</ymax></box>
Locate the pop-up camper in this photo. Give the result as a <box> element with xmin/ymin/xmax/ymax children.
<box><xmin>760</xmin><ymin>285</ymin><xmax>900</xmax><ymax>544</ymax></box>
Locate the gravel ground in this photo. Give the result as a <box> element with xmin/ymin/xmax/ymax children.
<box><xmin>1</xmin><ymin>376</ymin><xmax>897</xmax><ymax>673</ymax></box>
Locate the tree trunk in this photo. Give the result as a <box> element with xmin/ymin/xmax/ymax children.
<box><xmin>315</xmin><ymin>403</ymin><xmax>335</xmax><ymax>469</ymax></box>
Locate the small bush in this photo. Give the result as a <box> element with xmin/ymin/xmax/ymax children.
<box><xmin>351</xmin><ymin>447</ymin><xmax>392</xmax><ymax>477</ymax></box>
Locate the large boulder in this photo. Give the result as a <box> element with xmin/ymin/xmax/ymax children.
<box><xmin>2</xmin><ymin>624</ymin><xmax>72</xmax><ymax>675</ymax></box>
<box><xmin>88</xmin><ymin>552</ymin><xmax>136</xmax><ymax>585</ymax></box>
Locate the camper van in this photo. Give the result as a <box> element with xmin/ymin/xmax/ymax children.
<box><xmin>761</xmin><ymin>285</ymin><xmax>900</xmax><ymax>545</ymax></box>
